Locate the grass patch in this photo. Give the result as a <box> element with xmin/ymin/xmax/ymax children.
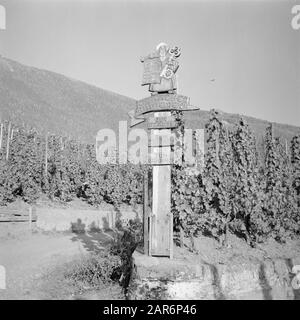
<box><xmin>65</xmin><ymin>250</ymin><xmax>121</xmax><ymax>291</ymax></box>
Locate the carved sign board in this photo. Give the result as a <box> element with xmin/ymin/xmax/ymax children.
<box><xmin>128</xmin><ymin>109</ymin><xmax>145</xmax><ymax>127</ymax></box>
<box><xmin>147</xmin><ymin>116</ymin><xmax>178</xmax><ymax>130</ymax></box>
<box><xmin>135</xmin><ymin>94</ymin><xmax>198</xmax><ymax>116</ymax></box>
<box><xmin>141</xmin><ymin>57</ymin><xmax>161</xmax><ymax>86</ymax></box>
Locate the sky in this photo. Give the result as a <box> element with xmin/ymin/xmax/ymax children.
<box><xmin>0</xmin><ymin>0</ymin><xmax>299</xmax><ymax>126</ymax></box>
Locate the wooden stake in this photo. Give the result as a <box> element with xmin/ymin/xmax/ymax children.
<box><xmin>215</xmin><ymin>135</ymin><xmax>220</xmax><ymax>167</ymax></box>
<box><xmin>29</xmin><ymin>206</ymin><xmax>32</xmax><ymax>231</ymax></box>
<box><xmin>60</xmin><ymin>136</ymin><xmax>64</xmax><ymax>150</ymax></box>
<box><xmin>169</xmin><ymin>198</ymin><xmax>173</xmax><ymax>260</ymax></box>
<box><xmin>45</xmin><ymin>133</ymin><xmax>48</xmax><ymax>176</ymax></box>
<box><xmin>0</xmin><ymin>122</ymin><xmax>3</xmax><ymax>151</ymax></box>
<box><xmin>179</xmin><ymin>225</ymin><xmax>184</xmax><ymax>248</ymax></box>
<box><xmin>149</xmin><ymin>112</ymin><xmax>172</xmax><ymax>258</ymax></box>
<box><xmin>6</xmin><ymin>122</ymin><xmax>11</xmax><ymax>161</ymax></box>
<box><xmin>149</xmin><ymin>167</ymin><xmax>152</xmax><ymax>256</ymax></box>
<box><xmin>143</xmin><ymin>169</ymin><xmax>149</xmax><ymax>255</ymax></box>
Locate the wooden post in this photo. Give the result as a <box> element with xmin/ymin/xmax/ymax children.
<box><xmin>143</xmin><ymin>169</ymin><xmax>149</xmax><ymax>255</ymax></box>
<box><xmin>133</xmin><ymin>43</ymin><xmax>200</xmax><ymax>259</ymax></box>
<box><xmin>150</xmin><ymin>112</ymin><xmax>173</xmax><ymax>258</ymax></box>
<box><xmin>179</xmin><ymin>225</ymin><xmax>184</xmax><ymax>248</ymax></box>
<box><xmin>60</xmin><ymin>136</ymin><xmax>64</xmax><ymax>150</ymax></box>
<box><xmin>148</xmin><ymin>167</ymin><xmax>152</xmax><ymax>256</ymax></box>
<box><xmin>45</xmin><ymin>133</ymin><xmax>48</xmax><ymax>176</ymax></box>
<box><xmin>169</xmin><ymin>185</ymin><xmax>173</xmax><ymax>260</ymax></box>
<box><xmin>0</xmin><ymin>265</ymin><xmax>6</xmax><ymax>290</ymax></box>
<box><xmin>6</xmin><ymin>122</ymin><xmax>11</xmax><ymax>161</ymax></box>
<box><xmin>0</xmin><ymin>122</ymin><xmax>3</xmax><ymax>151</ymax></box>
<box><xmin>110</xmin><ymin>211</ymin><xmax>113</xmax><ymax>229</ymax></box>
<box><xmin>29</xmin><ymin>206</ymin><xmax>32</xmax><ymax>231</ymax></box>
<box><xmin>215</xmin><ymin>134</ymin><xmax>220</xmax><ymax>167</ymax></box>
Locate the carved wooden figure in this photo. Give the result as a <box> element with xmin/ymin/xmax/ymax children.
<box><xmin>141</xmin><ymin>43</ymin><xmax>181</xmax><ymax>94</ymax></box>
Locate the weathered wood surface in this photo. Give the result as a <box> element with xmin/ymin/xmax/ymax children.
<box><xmin>135</xmin><ymin>94</ymin><xmax>197</xmax><ymax>116</ymax></box>
<box><xmin>0</xmin><ymin>207</ymin><xmax>37</xmax><ymax>222</ymax></box>
<box><xmin>148</xmin><ymin>136</ymin><xmax>175</xmax><ymax>147</ymax></box>
<box><xmin>149</xmin><ymin>112</ymin><xmax>173</xmax><ymax>257</ymax></box>
<box><xmin>150</xmin><ymin>165</ymin><xmax>172</xmax><ymax>257</ymax></box>
<box><xmin>140</xmin><ymin>43</ymin><xmax>181</xmax><ymax>94</ymax></box>
<box><xmin>141</xmin><ymin>57</ymin><xmax>161</xmax><ymax>85</ymax></box>
<box><xmin>143</xmin><ymin>170</ymin><xmax>149</xmax><ymax>255</ymax></box>
<box><xmin>147</xmin><ymin>115</ymin><xmax>178</xmax><ymax>129</ymax></box>
<box><xmin>149</xmin><ymin>146</ymin><xmax>174</xmax><ymax>165</ymax></box>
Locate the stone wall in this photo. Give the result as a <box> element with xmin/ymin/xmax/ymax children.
<box><xmin>128</xmin><ymin>252</ymin><xmax>300</xmax><ymax>300</ymax></box>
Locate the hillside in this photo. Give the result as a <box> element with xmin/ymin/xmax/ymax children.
<box><xmin>0</xmin><ymin>56</ymin><xmax>135</xmax><ymax>143</ymax></box>
<box><xmin>184</xmin><ymin>109</ymin><xmax>300</xmax><ymax>149</ymax></box>
<box><xmin>0</xmin><ymin>56</ymin><xmax>299</xmax><ymax>144</ymax></box>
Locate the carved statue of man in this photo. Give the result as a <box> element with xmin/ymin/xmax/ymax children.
<box><xmin>141</xmin><ymin>43</ymin><xmax>181</xmax><ymax>94</ymax></box>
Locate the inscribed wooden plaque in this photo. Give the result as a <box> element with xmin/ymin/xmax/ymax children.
<box><xmin>147</xmin><ymin>116</ymin><xmax>178</xmax><ymax>129</ymax></box>
<box><xmin>136</xmin><ymin>94</ymin><xmax>198</xmax><ymax>116</ymax></box>
<box><xmin>141</xmin><ymin>58</ymin><xmax>161</xmax><ymax>86</ymax></box>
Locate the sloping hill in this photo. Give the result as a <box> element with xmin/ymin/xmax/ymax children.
<box><xmin>184</xmin><ymin>109</ymin><xmax>300</xmax><ymax>146</ymax></box>
<box><xmin>0</xmin><ymin>56</ymin><xmax>299</xmax><ymax>144</ymax></box>
<box><xmin>0</xmin><ymin>56</ymin><xmax>135</xmax><ymax>143</ymax></box>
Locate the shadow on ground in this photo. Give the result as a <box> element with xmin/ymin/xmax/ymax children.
<box><xmin>70</xmin><ymin>218</ymin><xmax>115</xmax><ymax>252</ymax></box>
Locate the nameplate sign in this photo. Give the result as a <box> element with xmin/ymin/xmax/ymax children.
<box><xmin>147</xmin><ymin>116</ymin><xmax>178</xmax><ymax>129</ymax></box>
<box><xmin>135</xmin><ymin>94</ymin><xmax>198</xmax><ymax>116</ymax></box>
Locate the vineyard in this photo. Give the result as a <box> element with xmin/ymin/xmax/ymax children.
<box><xmin>0</xmin><ymin>109</ymin><xmax>299</xmax><ymax>246</ymax></box>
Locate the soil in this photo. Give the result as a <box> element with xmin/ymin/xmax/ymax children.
<box><xmin>0</xmin><ymin>222</ymin><xmax>124</xmax><ymax>300</ymax></box>
<box><xmin>0</xmin><ymin>205</ymin><xmax>299</xmax><ymax>300</ymax></box>
<box><xmin>174</xmin><ymin>232</ymin><xmax>300</xmax><ymax>266</ymax></box>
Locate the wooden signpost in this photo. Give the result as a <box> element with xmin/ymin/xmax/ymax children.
<box><xmin>150</xmin><ymin>111</ymin><xmax>172</xmax><ymax>256</ymax></box>
<box><xmin>129</xmin><ymin>43</ymin><xmax>199</xmax><ymax>258</ymax></box>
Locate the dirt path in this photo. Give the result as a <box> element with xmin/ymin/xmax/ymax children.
<box><xmin>2</xmin><ymin>223</ymin><xmax>299</xmax><ymax>300</ymax></box>
<box><xmin>0</xmin><ymin>230</ymin><xmax>89</xmax><ymax>299</ymax></box>
<box><xmin>0</xmin><ymin>224</ymin><xmax>124</xmax><ymax>300</ymax></box>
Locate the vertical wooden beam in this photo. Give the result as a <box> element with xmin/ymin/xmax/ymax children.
<box><xmin>6</xmin><ymin>121</ymin><xmax>11</xmax><ymax>161</ymax></box>
<box><xmin>29</xmin><ymin>206</ymin><xmax>32</xmax><ymax>231</ymax></box>
<box><xmin>151</xmin><ymin>165</ymin><xmax>172</xmax><ymax>256</ymax></box>
<box><xmin>215</xmin><ymin>134</ymin><xmax>220</xmax><ymax>167</ymax></box>
<box><xmin>45</xmin><ymin>133</ymin><xmax>48</xmax><ymax>176</ymax></box>
<box><xmin>148</xmin><ymin>167</ymin><xmax>152</xmax><ymax>256</ymax></box>
<box><xmin>179</xmin><ymin>225</ymin><xmax>184</xmax><ymax>248</ymax></box>
<box><xmin>0</xmin><ymin>122</ymin><xmax>3</xmax><ymax>151</ymax></box>
<box><xmin>150</xmin><ymin>112</ymin><xmax>173</xmax><ymax>258</ymax></box>
<box><xmin>169</xmin><ymin>185</ymin><xmax>173</xmax><ymax>260</ymax></box>
<box><xmin>0</xmin><ymin>265</ymin><xmax>6</xmax><ymax>290</ymax></box>
<box><xmin>60</xmin><ymin>136</ymin><xmax>64</xmax><ymax>150</ymax></box>
<box><xmin>143</xmin><ymin>169</ymin><xmax>149</xmax><ymax>255</ymax></box>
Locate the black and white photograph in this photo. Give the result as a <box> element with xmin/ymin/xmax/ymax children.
<box><xmin>0</xmin><ymin>0</ymin><xmax>299</xmax><ymax>307</ymax></box>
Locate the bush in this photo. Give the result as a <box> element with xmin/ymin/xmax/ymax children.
<box><xmin>171</xmin><ymin>111</ymin><xmax>300</xmax><ymax>246</ymax></box>
<box><xmin>65</xmin><ymin>250</ymin><xmax>121</xmax><ymax>289</ymax></box>
<box><xmin>1</xmin><ymin>116</ymin><xmax>299</xmax><ymax>247</ymax></box>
